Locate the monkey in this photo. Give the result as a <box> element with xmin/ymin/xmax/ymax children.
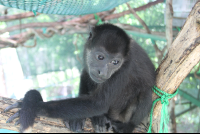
<box><xmin>4</xmin><ymin>23</ymin><xmax>156</xmax><ymax>133</ymax></box>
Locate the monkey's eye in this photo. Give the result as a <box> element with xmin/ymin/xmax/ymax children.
<box><xmin>111</xmin><ymin>60</ymin><xmax>119</xmax><ymax>65</ymax></box>
<box><xmin>97</xmin><ymin>55</ymin><xmax>104</xmax><ymax>60</ymax></box>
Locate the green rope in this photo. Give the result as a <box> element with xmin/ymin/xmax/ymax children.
<box><xmin>151</xmin><ymin>39</ymin><xmax>156</xmax><ymax>45</ymax></box>
<box><xmin>148</xmin><ymin>86</ymin><xmax>179</xmax><ymax>133</ymax></box>
<box><xmin>42</xmin><ymin>27</ymin><xmax>47</xmax><ymax>34</ymax></box>
<box><xmin>94</xmin><ymin>13</ymin><xmax>103</xmax><ymax>25</ymax></box>
<box><xmin>32</xmin><ymin>0</ymin><xmax>47</xmax><ymax>16</ymax></box>
<box><xmin>32</xmin><ymin>10</ymin><xmax>37</xmax><ymax>16</ymax></box>
<box><xmin>177</xmin><ymin>27</ymin><xmax>181</xmax><ymax>32</ymax></box>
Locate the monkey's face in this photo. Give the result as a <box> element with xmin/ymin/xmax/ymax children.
<box><xmin>86</xmin><ymin>47</ymin><xmax>124</xmax><ymax>83</ymax></box>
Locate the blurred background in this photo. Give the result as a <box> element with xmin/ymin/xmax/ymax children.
<box><xmin>0</xmin><ymin>0</ymin><xmax>200</xmax><ymax>133</ymax></box>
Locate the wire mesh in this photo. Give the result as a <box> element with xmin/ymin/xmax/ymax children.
<box><xmin>0</xmin><ymin>0</ymin><xmax>131</xmax><ymax>15</ymax></box>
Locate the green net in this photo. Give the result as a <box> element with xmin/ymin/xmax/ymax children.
<box><xmin>0</xmin><ymin>0</ymin><xmax>131</xmax><ymax>15</ymax></box>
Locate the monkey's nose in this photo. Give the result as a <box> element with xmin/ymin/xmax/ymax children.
<box><xmin>97</xmin><ymin>69</ymin><xmax>107</xmax><ymax>78</ymax></box>
<box><xmin>98</xmin><ymin>70</ymin><xmax>101</xmax><ymax>75</ymax></box>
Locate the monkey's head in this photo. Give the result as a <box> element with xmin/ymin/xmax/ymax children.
<box><xmin>84</xmin><ymin>24</ymin><xmax>130</xmax><ymax>83</ymax></box>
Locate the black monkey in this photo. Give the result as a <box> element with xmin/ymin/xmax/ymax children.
<box><xmin>4</xmin><ymin>23</ymin><xmax>156</xmax><ymax>133</ymax></box>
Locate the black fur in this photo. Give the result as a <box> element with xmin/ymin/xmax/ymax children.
<box><xmin>5</xmin><ymin>23</ymin><xmax>156</xmax><ymax>133</ymax></box>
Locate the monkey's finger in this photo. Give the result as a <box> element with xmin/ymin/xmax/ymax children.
<box><xmin>15</xmin><ymin>119</ymin><xmax>20</xmax><ymax>126</ymax></box>
<box><xmin>94</xmin><ymin>125</ymin><xmax>101</xmax><ymax>133</ymax></box>
<box><xmin>6</xmin><ymin>111</ymin><xmax>20</xmax><ymax>123</ymax></box>
<box><xmin>99</xmin><ymin>126</ymin><xmax>106</xmax><ymax>133</ymax></box>
<box><xmin>4</xmin><ymin>102</ymin><xmax>22</xmax><ymax>113</ymax></box>
<box><xmin>63</xmin><ymin>120</ymin><xmax>70</xmax><ymax>129</ymax></box>
<box><xmin>81</xmin><ymin>119</ymin><xmax>85</xmax><ymax>129</ymax></box>
<box><xmin>107</xmin><ymin>121</ymin><xmax>112</xmax><ymax>131</ymax></box>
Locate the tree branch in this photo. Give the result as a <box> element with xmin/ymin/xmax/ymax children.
<box><xmin>1</xmin><ymin>23</ymin><xmax>175</xmax><ymax>48</ymax></box>
<box><xmin>0</xmin><ymin>9</ymin><xmax>116</xmax><ymax>35</ymax></box>
<box><xmin>104</xmin><ymin>0</ymin><xmax>164</xmax><ymax>21</ymax></box>
<box><xmin>126</xmin><ymin>2</ymin><xmax>165</xmax><ymax>64</ymax></box>
<box><xmin>126</xmin><ymin>3</ymin><xmax>151</xmax><ymax>34</ymax></box>
<box><xmin>0</xmin><ymin>12</ymin><xmax>40</xmax><ymax>22</ymax></box>
<box><xmin>0</xmin><ymin>1</ymin><xmax>167</xmax><ymax>48</ymax></box>
<box><xmin>152</xmin><ymin>1</ymin><xmax>200</xmax><ymax>132</ymax></box>
<box><xmin>175</xmin><ymin>105</ymin><xmax>197</xmax><ymax>117</ymax></box>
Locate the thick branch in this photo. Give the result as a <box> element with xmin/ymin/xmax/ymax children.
<box><xmin>152</xmin><ymin>1</ymin><xmax>200</xmax><ymax>132</ymax></box>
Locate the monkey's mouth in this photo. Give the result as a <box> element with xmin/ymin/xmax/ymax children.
<box><xmin>90</xmin><ymin>73</ymin><xmax>106</xmax><ymax>83</ymax></box>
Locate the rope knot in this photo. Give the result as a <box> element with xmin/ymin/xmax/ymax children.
<box><xmin>148</xmin><ymin>86</ymin><xmax>179</xmax><ymax>133</ymax></box>
<box><xmin>161</xmin><ymin>95</ymin><xmax>169</xmax><ymax>105</ymax></box>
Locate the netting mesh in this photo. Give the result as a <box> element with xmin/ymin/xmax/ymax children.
<box><xmin>0</xmin><ymin>0</ymin><xmax>131</xmax><ymax>15</ymax></box>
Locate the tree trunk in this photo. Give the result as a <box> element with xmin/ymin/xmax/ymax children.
<box><xmin>1</xmin><ymin>1</ymin><xmax>200</xmax><ymax>133</ymax></box>
<box><xmin>150</xmin><ymin>1</ymin><xmax>200</xmax><ymax>132</ymax></box>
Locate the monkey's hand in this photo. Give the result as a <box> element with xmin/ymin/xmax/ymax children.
<box><xmin>63</xmin><ymin>119</ymin><xmax>85</xmax><ymax>132</ymax></box>
<box><xmin>4</xmin><ymin>90</ymin><xmax>43</xmax><ymax>133</ymax></box>
<box><xmin>91</xmin><ymin>115</ymin><xmax>112</xmax><ymax>133</ymax></box>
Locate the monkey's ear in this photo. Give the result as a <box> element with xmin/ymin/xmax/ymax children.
<box><xmin>88</xmin><ymin>25</ymin><xmax>95</xmax><ymax>39</ymax></box>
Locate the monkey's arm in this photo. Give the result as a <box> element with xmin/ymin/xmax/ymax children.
<box><xmin>42</xmin><ymin>92</ymin><xmax>112</xmax><ymax>133</ymax></box>
<box><xmin>77</xmin><ymin>70</ymin><xmax>111</xmax><ymax>133</ymax></box>
<box><xmin>4</xmin><ymin>90</ymin><xmax>110</xmax><ymax>132</ymax></box>
<box><xmin>62</xmin><ymin>70</ymin><xmax>92</xmax><ymax>132</ymax></box>
<box><xmin>40</xmin><ymin>95</ymin><xmax>108</xmax><ymax>119</ymax></box>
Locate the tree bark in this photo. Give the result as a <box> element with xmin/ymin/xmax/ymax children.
<box><xmin>151</xmin><ymin>1</ymin><xmax>200</xmax><ymax>132</ymax></box>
